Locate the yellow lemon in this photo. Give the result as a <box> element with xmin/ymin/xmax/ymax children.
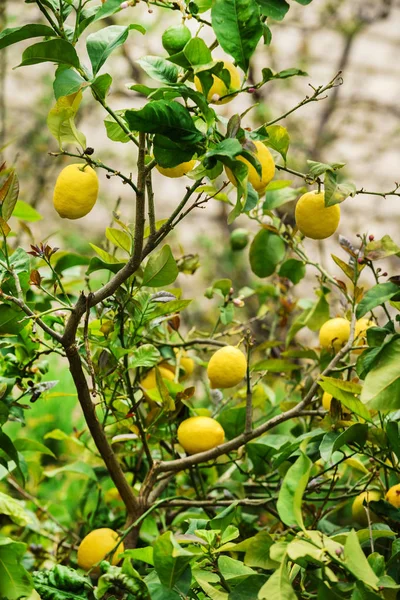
<box><xmin>194</xmin><ymin>61</ymin><xmax>241</xmax><ymax>105</ymax></box>
<box><xmin>352</xmin><ymin>490</ymin><xmax>382</xmax><ymax>526</ymax></box>
<box><xmin>162</xmin><ymin>350</ymin><xmax>195</xmax><ymax>379</ymax></box>
<box><xmin>386</xmin><ymin>484</ymin><xmax>400</xmax><ymax>508</ymax></box>
<box><xmin>322</xmin><ymin>391</ymin><xmax>351</xmax><ymax>415</ymax></box>
<box><xmin>225</xmin><ymin>141</ymin><xmax>275</xmax><ymax>194</ymax></box>
<box><xmin>77</xmin><ymin>528</ymin><xmax>124</xmax><ymax>571</ymax></box>
<box><xmin>319</xmin><ymin>318</ymin><xmax>350</xmax><ymax>352</ymax></box>
<box><xmin>177</xmin><ymin>416</ymin><xmax>225</xmax><ymax>454</ymax></box>
<box><xmin>353</xmin><ymin>318</ymin><xmax>374</xmax><ymax>354</ymax></box>
<box><xmin>53</xmin><ymin>164</ymin><xmax>99</xmax><ymax>219</ymax></box>
<box><xmin>295</xmin><ymin>191</ymin><xmax>340</xmax><ymax>239</ymax></box>
<box><xmin>140</xmin><ymin>366</ymin><xmax>175</xmax><ymax>389</ymax></box>
<box><xmin>207</xmin><ymin>345</ymin><xmax>247</xmax><ymax>389</ymax></box>
<box><xmin>156</xmin><ymin>160</ymin><xmax>196</xmax><ymax>178</ymax></box>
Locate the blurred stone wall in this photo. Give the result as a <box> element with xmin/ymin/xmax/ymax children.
<box><xmin>1</xmin><ymin>0</ymin><xmax>400</xmax><ymax>307</ymax></box>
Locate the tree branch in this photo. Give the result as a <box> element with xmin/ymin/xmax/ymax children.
<box><xmin>154</xmin><ymin>313</ymin><xmax>357</xmax><ymax>475</ymax></box>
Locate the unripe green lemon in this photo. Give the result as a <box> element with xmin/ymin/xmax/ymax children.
<box><xmin>77</xmin><ymin>528</ymin><xmax>124</xmax><ymax>571</ymax></box>
<box><xmin>230</xmin><ymin>228</ymin><xmax>249</xmax><ymax>251</ymax></box>
<box><xmin>53</xmin><ymin>164</ymin><xmax>99</xmax><ymax>220</ymax></box>
<box><xmin>177</xmin><ymin>416</ymin><xmax>225</xmax><ymax>454</ymax></box>
<box><xmin>162</xmin><ymin>24</ymin><xmax>192</xmax><ymax>55</ymax></box>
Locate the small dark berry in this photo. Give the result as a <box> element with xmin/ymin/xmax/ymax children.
<box><xmin>369</xmin><ymin>234</ymin><xmax>374</xmax><ymax>241</ymax></box>
<box><xmin>84</xmin><ymin>147</ymin><xmax>95</xmax><ymax>155</ymax></box>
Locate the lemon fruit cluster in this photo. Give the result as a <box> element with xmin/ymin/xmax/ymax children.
<box><xmin>53</xmin><ymin>164</ymin><xmax>99</xmax><ymax>219</ymax></box>
<box><xmin>319</xmin><ymin>317</ymin><xmax>373</xmax><ymax>353</ymax></box>
<box><xmin>194</xmin><ymin>60</ymin><xmax>241</xmax><ymax>105</ymax></box>
<box><xmin>156</xmin><ymin>160</ymin><xmax>196</xmax><ymax>178</ymax></box>
<box><xmin>178</xmin><ymin>416</ymin><xmax>224</xmax><ymax>454</ymax></box>
<box><xmin>77</xmin><ymin>528</ymin><xmax>124</xmax><ymax>571</ymax></box>
<box><xmin>225</xmin><ymin>141</ymin><xmax>275</xmax><ymax>195</ymax></box>
<box><xmin>207</xmin><ymin>345</ymin><xmax>247</xmax><ymax>389</ymax></box>
<box><xmin>295</xmin><ymin>191</ymin><xmax>340</xmax><ymax>239</ymax></box>
<box><xmin>352</xmin><ymin>490</ymin><xmax>382</xmax><ymax>526</ymax></box>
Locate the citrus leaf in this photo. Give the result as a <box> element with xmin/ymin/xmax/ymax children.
<box><xmin>16</xmin><ymin>39</ymin><xmax>79</xmax><ymax>68</ymax></box>
<box><xmin>142</xmin><ymin>245</ymin><xmax>178</xmax><ymax>287</ymax></box>
<box><xmin>0</xmin><ymin>24</ymin><xmax>54</xmax><ymax>50</ymax></box>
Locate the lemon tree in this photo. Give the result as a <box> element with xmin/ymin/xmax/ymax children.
<box><xmin>1</xmin><ymin>1</ymin><xmax>400</xmax><ymax>599</ymax></box>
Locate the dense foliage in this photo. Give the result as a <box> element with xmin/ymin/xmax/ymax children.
<box><xmin>0</xmin><ymin>1</ymin><xmax>400</xmax><ymax>599</ymax></box>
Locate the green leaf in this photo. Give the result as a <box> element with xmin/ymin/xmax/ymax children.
<box><xmin>0</xmin><ymin>536</ymin><xmax>33</xmax><ymax>599</ymax></box>
<box><xmin>360</xmin><ymin>337</ymin><xmax>400</xmax><ymax>411</ymax></box>
<box><xmin>87</xmin><ymin>25</ymin><xmax>130</xmax><ymax>76</ymax></box>
<box><xmin>0</xmin><ymin>304</ymin><xmax>25</xmax><ymax>335</ymax></box>
<box><xmin>252</xmin><ymin>358</ymin><xmax>301</xmax><ymax>372</ymax></box>
<box><xmin>16</xmin><ymin>39</ymin><xmax>79</xmax><ymax>68</ymax></box>
<box><xmin>318</xmin><ymin>376</ymin><xmax>370</xmax><ymax>420</ymax></box>
<box><xmin>244</xmin><ymin>531</ymin><xmax>280</xmax><ymax>569</ymax></box>
<box><xmin>47</xmin><ymin>91</ymin><xmax>86</xmax><ymax>150</ymax></box>
<box><xmin>307</xmin><ymin>160</ymin><xmax>345</xmax><ymax>178</ymax></box>
<box><xmin>54</xmin><ymin>253</ymin><xmax>90</xmax><ymax>273</ymax></box>
<box><xmin>218</xmin><ymin>555</ymin><xmax>255</xmax><ymax>580</ymax></box>
<box><xmin>255</xmin><ymin>0</ymin><xmax>289</xmax><ymax>20</ymax></box>
<box><xmin>0</xmin><ymin>492</ymin><xmax>34</xmax><ymax>526</ymax></box>
<box><xmin>45</xmin><ymin>460</ymin><xmax>97</xmax><ymax>481</ymax></box>
<box><xmin>86</xmin><ymin>257</ymin><xmax>125</xmax><ymax>275</ymax></box>
<box><xmin>126</xmin><ymin>100</ymin><xmax>204</xmax><ymax>146</ymax></box>
<box><xmin>264</xmin><ymin>125</ymin><xmax>290</xmax><ymax>161</ymax></box>
<box><xmin>263</xmin><ymin>186</ymin><xmax>299</xmax><ymax>211</ymax></box>
<box><xmin>14</xmin><ymin>438</ymin><xmax>55</xmax><ymax>457</ymax></box>
<box><xmin>53</xmin><ymin>67</ymin><xmax>87</xmax><ymax>99</ymax></box>
<box><xmin>128</xmin><ymin>344</ymin><xmax>161</xmax><ymax>369</ymax></box>
<box><xmin>319</xmin><ymin>423</ymin><xmax>368</xmax><ymax>462</ymax></box>
<box><xmin>1</xmin><ymin>168</ymin><xmax>19</xmax><ymax>222</ymax></box>
<box><xmin>0</xmin><ymin>24</ymin><xmax>54</xmax><ymax>50</ymax></box>
<box><xmin>12</xmin><ymin>200</ymin><xmax>42</xmax><ymax>222</ymax></box>
<box><xmin>153</xmin><ymin>532</ymin><xmax>193</xmax><ymax>589</ymax></box>
<box><xmin>104</xmin><ymin>111</ymin><xmax>130</xmax><ymax>143</ymax></box>
<box><xmin>258</xmin><ymin>558</ymin><xmax>297</xmax><ymax>600</ymax></box>
<box><xmin>184</xmin><ymin>38</ymin><xmax>212</xmax><ymax>66</ymax></box>
<box><xmin>279</xmin><ymin>259</ymin><xmax>305</xmax><ymax>284</ymax></box>
<box><xmin>137</xmin><ymin>56</ymin><xmax>179</xmax><ymax>83</ymax></box>
<box><xmin>249</xmin><ymin>229</ymin><xmax>285</xmax><ymax>278</ymax></box>
<box><xmin>91</xmin><ymin>72</ymin><xmax>113</xmax><ymax>101</ymax></box>
<box><xmin>211</xmin><ymin>0</ymin><xmax>263</xmax><ymax>71</ymax></box>
<box><xmin>105</xmin><ymin>227</ymin><xmax>131</xmax><ymax>253</ymax></box>
<box><xmin>365</xmin><ymin>235</ymin><xmax>400</xmax><ymax>261</ymax></box>
<box><xmin>153</xmin><ymin>135</ymin><xmax>196</xmax><ymax>168</ymax></box>
<box><xmin>276</xmin><ymin>451</ymin><xmax>312</xmax><ymax>530</ymax></box>
<box><xmin>192</xmin><ymin>569</ymin><xmax>228</xmax><ymax>600</ymax></box>
<box><xmin>142</xmin><ymin>245</ymin><xmax>178</xmax><ymax>288</ymax></box>
<box><xmin>324</xmin><ymin>170</ymin><xmax>356</xmax><ymax>206</ymax></box>
<box><xmin>229</xmin><ymin>575</ymin><xmax>268</xmax><ymax>599</ymax></box>
<box><xmin>150</xmin><ymin>299</ymin><xmax>192</xmax><ymax>319</ymax></box>
<box><xmin>356</xmin><ymin>282</ymin><xmax>400</xmax><ymax>318</ymax></box>
<box><xmin>344</xmin><ymin>530</ymin><xmax>379</xmax><ymax>589</ymax></box>
<box><xmin>33</xmin><ymin>565</ymin><xmax>91</xmax><ymax>600</ymax></box>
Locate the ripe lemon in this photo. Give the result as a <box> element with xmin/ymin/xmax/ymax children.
<box><xmin>53</xmin><ymin>164</ymin><xmax>99</xmax><ymax>219</ymax></box>
<box><xmin>156</xmin><ymin>160</ymin><xmax>196</xmax><ymax>178</ymax></box>
<box><xmin>295</xmin><ymin>191</ymin><xmax>340</xmax><ymax>239</ymax></box>
<box><xmin>319</xmin><ymin>318</ymin><xmax>350</xmax><ymax>352</ymax></box>
<box><xmin>207</xmin><ymin>345</ymin><xmax>247</xmax><ymax>389</ymax></box>
<box><xmin>386</xmin><ymin>484</ymin><xmax>400</xmax><ymax>508</ymax></box>
<box><xmin>140</xmin><ymin>366</ymin><xmax>175</xmax><ymax>389</ymax></box>
<box><xmin>77</xmin><ymin>528</ymin><xmax>124</xmax><ymax>571</ymax></box>
<box><xmin>162</xmin><ymin>24</ymin><xmax>191</xmax><ymax>55</ymax></box>
<box><xmin>162</xmin><ymin>350</ymin><xmax>195</xmax><ymax>379</ymax></box>
<box><xmin>322</xmin><ymin>391</ymin><xmax>351</xmax><ymax>415</ymax></box>
<box><xmin>353</xmin><ymin>318</ymin><xmax>373</xmax><ymax>354</ymax></box>
<box><xmin>352</xmin><ymin>490</ymin><xmax>382</xmax><ymax>526</ymax></box>
<box><xmin>225</xmin><ymin>141</ymin><xmax>275</xmax><ymax>194</ymax></box>
<box><xmin>177</xmin><ymin>416</ymin><xmax>225</xmax><ymax>454</ymax></box>
<box><xmin>194</xmin><ymin>61</ymin><xmax>241</xmax><ymax>105</ymax></box>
